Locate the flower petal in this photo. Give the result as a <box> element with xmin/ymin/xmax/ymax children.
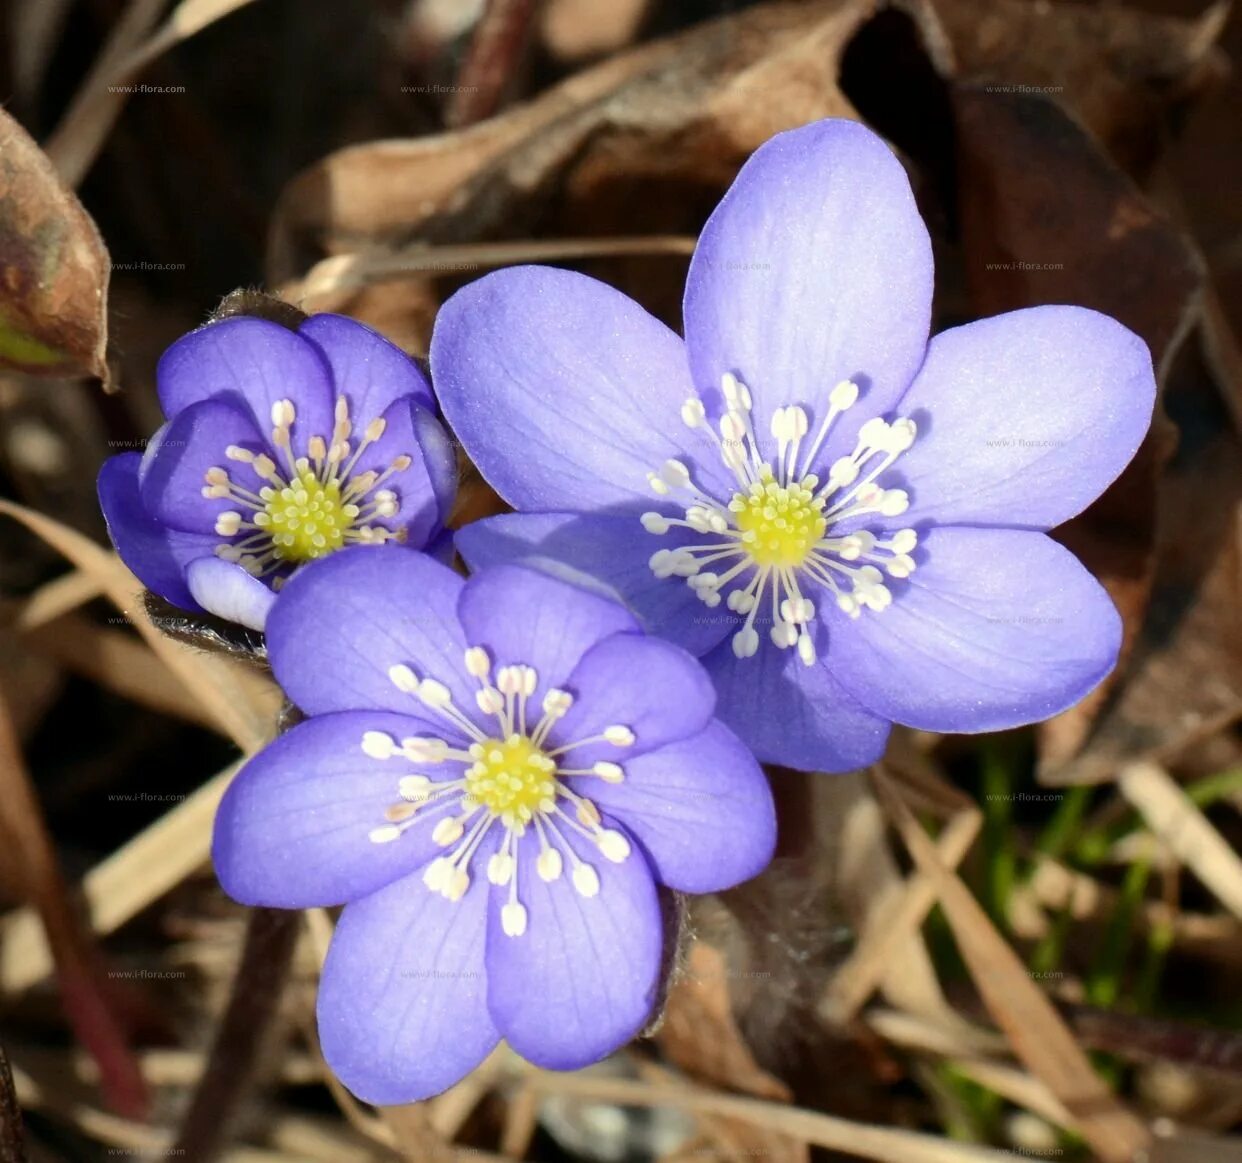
<box><xmin>266</xmin><ymin>544</ymin><xmax>475</xmax><ymax>718</ymax></box>
<box><xmin>582</xmin><ymin>722</ymin><xmax>775</xmax><ymax>893</ymax></box>
<box><xmin>138</xmin><ymin>397</ymin><xmax>266</xmax><ymax>534</ymax></box>
<box><xmin>318</xmin><ymin>864</ymin><xmax>498</xmax><ymax>1105</ymax></box>
<box><xmin>97</xmin><ymin>453</ymin><xmax>213</xmax><ymax>613</ymax></box>
<box><xmin>829</xmin><ymin>526</ymin><xmax>1122</xmax><ymax>732</ymax></box>
<box><xmin>185</xmin><ymin>557</ymin><xmax>276</xmax><ymax>631</ymax></box>
<box><xmin>552</xmin><ymin>633</ymin><xmax>716</xmax><ymax>765</ymax></box>
<box><xmin>431</xmin><ymin>265</ymin><xmax>733</xmax><ymax>510</ymax></box>
<box><xmin>485</xmin><ymin>821</ymin><xmax>661</xmax><ymax>1069</ymax></box>
<box><xmin>458</xmin><ymin>564</ymin><xmax>640</xmax><ymax>698</ymax></box>
<box><xmin>700</xmin><ymin>629</ymin><xmax>891</xmax><ymax>772</ymax></box>
<box><xmin>455</xmin><ymin>511</ymin><xmax>733</xmax><ymax>657</ymax></box>
<box><xmin>683</xmin><ymin>118</ymin><xmax>933</xmax><ymax>469</ymax></box>
<box><xmin>212</xmin><ymin>711</ymin><xmax>456</xmax><ymax>908</ymax></box>
<box><xmin>893</xmin><ymin>306</ymin><xmax>1157</xmax><ymax>528</ymax></box>
<box><xmin>347</xmin><ymin>398</ymin><xmax>454</xmax><ymax>547</ymax></box>
<box><xmin>157</xmin><ymin>316</ymin><xmax>336</xmax><ymax>453</ymax></box>
<box><xmin>298</xmin><ymin>312</ymin><xmax>435</xmax><ymax>417</ymax></box>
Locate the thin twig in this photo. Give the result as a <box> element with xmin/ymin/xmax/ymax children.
<box><xmin>446</xmin><ymin>0</ymin><xmax>540</xmax><ymax>127</ymax></box>
<box><xmin>170</xmin><ymin>908</ymin><xmax>301</xmax><ymax>1161</ymax></box>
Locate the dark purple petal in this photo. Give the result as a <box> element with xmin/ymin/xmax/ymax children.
<box><xmin>828</xmin><ymin>526</ymin><xmax>1122</xmax><ymax>732</ymax></box>
<box><xmin>97</xmin><ymin>453</ymin><xmax>213</xmax><ymax>613</ymax></box>
<box><xmin>485</xmin><ymin>821</ymin><xmax>661</xmax><ymax>1069</ymax></box>
<box><xmin>299</xmin><ymin>312</ymin><xmax>434</xmax><ymax>417</ymax></box>
<box><xmin>700</xmin><ymin>627</ymin><xmax>891</xmax><ymax>772</ymax></box>
<box><xmin>892</xmin><ymin>306</ymin><xmax>1157</xmax><ymax>528</ymax></box>
<box><xmin>582</xmin><ymin>721</ymin><xmax>775</xmax><ymax>893</ymax></box>
<box><xmin>551</xmin><ymin>633</ymin><xmax>716</xmax><ymax>765</ymax></box>
<box><xmin>683</xmin><ymin>119</ymin><xmax>933</xmax><ymax>471</ymax></box>
<box><xmin>318</xmin><ymin>864</ymin><xmax>498</xmax><ymax>1104</ymax></box>
<box><xmin>157</xmin><ymin>316</ymin><xmax>335</xmax><ymax>453</ymax></box>
<box><xmin>458</xmin><ymin>564</ymin><xmax>640</xmax><ymax>698</ymax></box>
<box><xmin>346</xmin><ymin>398</ymin><xmax>453</xmax><ymax>548</ymax></box>
<box><xmin>455</xmin><ymin>511</ymin><xmax>733</xmax><ymax>657</ymax></box>
<box><xmin>137</xmin><ymin>397</ymin><xmax>265</xmax><ymax>534</ymax></box>
<box><xmin>266</xmin><ymin>545</ymin><xmax>476</xmax><ymax>719</ymax></box>
<box><xmin>411</xmin><ymin>403</ymin><xmax>458</xmax><ymax>524</ymax></box>
<box><xmin>184</xmin><ymin>557</ymin><xmax>276</xmax><ymax>631</ymax></box>
<box><xmin>431</xmin><ymin>266</ymin><xmax>734</xmax><ymax>510</ymax></box>
<box><xmin>212</xmin><ymin>711</ymin><xmax>456</xmax><ymax>908</ymax></box>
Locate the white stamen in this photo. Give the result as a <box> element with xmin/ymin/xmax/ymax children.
<box><xmin>361</xmin><ymin>731</ymin><xmax>397</xmax><ymax>759</ymax></box>
<box><xmin>501</xmin><ymin>901</ymin><xmax>528</xmax><ymax>937</ymax></box>
<box><xmin>603</xmin><ymin>725</ymin><xmax>635</xmax><ymax>747</ymax></box>
<box><xmin>572</xmin><ymin>863</ymin><xmax>601</xmax><ymax>898</ymax></box>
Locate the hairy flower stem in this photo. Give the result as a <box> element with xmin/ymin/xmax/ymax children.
<box><xmin>171</xmin><ymin>908</ymin><xmax>300</xmax><ymax>1162</ymax></box>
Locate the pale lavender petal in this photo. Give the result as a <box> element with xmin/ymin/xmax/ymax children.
<box><xmin>318</xmin><ymin>863</ymin><xmax>498</xmax><ymax>1104</ymax></box>
<box><xmin>828</xmin><ymin>526</ymin><xmax>1122</xmax><ymax>732</ymax></box>
<box><xmin>700</xmin><ymin>625</ymin><xmax>891</xmax><ymax>772</ymax></box>
<box><xmin>266</xmin><ymin>545</ymin><xmax>476</xmax><ymax>719</ymax></box>
<box><xmin>457</xmin><ymin>564</ymin><xmax>640</xmax><ymax>697</ymax></box>
<box><xmin>431</xmin><ymin>266</ymin><xmax>734</xmax><ymax>510</ymax></box>
<box><xmin>684</xmin><ymin>118</ymin><xmax>932</xmax><ymax>471</ymax></box>
<box><xmin>485</xmin><ymin>821</ymin><xmax>661</xmax><ymax>1069</ymax></box>
<box><xmin>185</xmin><ymin>557</ymin><xmax>276</xmax><ymax>631</ymax></box>
<box><xmin>212</xmin><ymin>712</ymin><xmax>456</xmax><ymax>908</ymax></box>
<box><xmin>581</xmin><ymin>722</ymin><xmax>775</xmax><ymax>893</ymax></box>
<box><xmin>551</xmin><ymin>633</ymin><xmax>716</xmax><ymax>765</ymax></box>
<box><xmin>893</xmin><ymin>306</ymin><xmax>1157</xmax><ymax>528</ymax></box>
<box><xmin>455</xmin><ymin>511</ymin><xmax>732</xmax><ymax>657</ymax></box>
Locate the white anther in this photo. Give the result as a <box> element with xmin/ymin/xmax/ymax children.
<box><xmin>388</xmin><ymin>664</ymin><xmax>419</xmax><ymax>693</ymax></box>
<box><xmin>432</xmin><ymin>817</ymin><xmax>464</xmax><ymax>846</ymax></box>
<box><xmin>214</xmin><ymin>511</ymin><xmax>242</xmax><ymax>537</ymax></box>
<box><xmin>270</xmin><ymin>399</ymin><xmax>295</xmax><ymax>428</ymax></box>
<box><xmin>422</xmin><ymin>857</ymin><xmax>451</xmax><ymax>891</ymax></box>
<box><xmin>496</xmin><ymin>666</ymin><xmax>524</xmax><ymax>696</ymax></box>
<box><xmin>592</xmin><ymin>761</ymin><xmax>624</xmax><ymax>783</ymax></box>
<box><xmin>780</xmin><ymin>597</ymin><xmax>815</xmax><ymax>624</ymax></box>
<box><xmin>732</xmin><ymin>626</ymin><xmax>760</xmax><ymax>659</ymax></box>
<box><xmin>727</xmin><ymin>590</ymin><xmax>755</xmax><ymax>614</ymax></box>
<box><xmin>543</xmin><ymin>689</ymin><xmax>574</xmax><ymax>716</ymax></box>
<box><xmin>444</xmin><ymin>868</ymin><xmax>470</xmax><ymax>901</ymax></box>
<box><xmin>647</xmin><ymin>472</ymin><xmax>671</xmax><ymax>496</ymax></box>
<box><xmin>661</xmin><ymin>459</ymin><xmax>691</xmax><ymax>489</ymax></box>
<box><xmin>598</xmin><ymin>830</ymin><xmax>631</xmax><ymax>862</ymax></box>
<box><xmin>464</xmin><ymin>646</ymin><xmax>490</xmax><ymax>678</ymax></box>
<box><xmin>858</xmin><ymin>416</ymin><xmax>891</xmax><ymax>448</ymax></box>
<box><xmin>770</xmin><ymin>621</ymin><xmax>799</xmax><ymax>648</ymax></box>
<box><xmin>487</xmin><ymin>852</ymin><xmax>514</xmax><ymax>886</ymax></box>
<box><xmin>649</xmin><ymin>548</ymin><xmax>678</xmax><ymax>579</ymax></box>
<box><xmin>368</xmin><ymin>826</ymin><xmax>401</xmax><ymax>844</ymax></box>
<box><xmin>398</xmin><ymin>775</ymin><xmax>431</xmax><ymax>800</ymax></box>
<box><xmin>829</xmin><ymin>379</ymin><xmax>860</xmax><ymax>409</ymax></box>
<box><xmin>681</xmin><ymin>397</ymin><xmax>706</xmax><ymax>428</ymax></box>
<box><xmin>417</xmin><ymin>679</ymin><xmax>452</xmax><ymax>708</ymax></box>
<box><xmin>888</xmin><ymin>417</ymin><xmax>917</xmax><ymax>452</ymax></box>
<box><xmin>501</xmin><ymin>902</ymin><xmax>528</xmax><ymax>937</ymax></box>
<box><xmin>364</xmin><ymin>417</ymin><xmax>387</xmax><ymax>442</ymax></box>
<box><xmin>879</xmin><ymin>489</ymin><xmax>910</xmax><ymax>517</ymax></box>
<box><xmin>797</xmin><ymin>632</ymin><xmax>817</xmax><ymax>666</ymax></box>
<box><xmin>720</xmin><ymin>411</ymin><xmax>746</xmax><ymax>443</ymax></box>
<box><xmin>603</xmin><ymin>725</ymin><xmax>635</xmax><ymax>747</ymax></box>
<box><xmin>361</xmin><ymin>731</ymin><xmax>397</xmax><ymax>759</ymax></box>
<box><xmin>476</xmin><ymin>688</ymin><xmax>505</xmax><ymax>715</ymax></box>
<box><xmin>537</xmin><ymin>847</ymin><xmax>563</xmax><ymax>882</ymax></box>
<box><xmin>889</xmin><ymin>528</ymin><xmax>918</xmax><ymax>554</ymax></box>
<box><xmin>887</xmin><ymin>554</ymin><xmax>916</xmax><ymax>579</ymax></box>
<box><xmin>829</xmin><ymin>456</ymin><xmax>859</xmax><ymax>486</ymax></box>
<box><xmin>721</xmin><ymin>372</ymin><xmax>751</xmax><ymax>411</ymax></box>
<box><xmin>572</xmin><ymin>863</ymin><xmax>601</xmax><ymax>898</ymax></box>
<box><xmin>641</xmin><ymin>512</ymin><xmax>670</xmax><ymax>534</ymax></box>
<box><xmin>403</xmin><ymin>738</ymin><xmax>447</xmax><ymax>763</ymax></box>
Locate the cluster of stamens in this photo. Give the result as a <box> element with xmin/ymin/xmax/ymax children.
<box><xmin>363</xmin><ymin>648</ymin><xmax>636</xmax><ymax>938</ymax></box>
<box><xmin>642</xmin><ymin>373</ymin><xmax>919</xmax><ymax>664</ymax></box>
<box><xmin>201</xmin><ymin>397</ymin><xmax>411</xmax><ymax>583</ymax></box>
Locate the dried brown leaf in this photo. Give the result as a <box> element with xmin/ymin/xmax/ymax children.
<box><xmin>0</xmin><ymin>109</ymin><xmax>109</xmax><ymax>382</ymax></box>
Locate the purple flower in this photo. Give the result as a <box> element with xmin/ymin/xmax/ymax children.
<box><xmin>98</xmin><ymin>314</ymin><xmax>456</xmax><ymax>631</ymax></box>
<box><xmin>429</xmin><ymin>119</ymin><xmax>1156</xmax><ymax>772</ymax></box>
<box><xmin>212</xmin><ymin>546</ymin><xmax>775</xmax><ymax>1102</ymax></box>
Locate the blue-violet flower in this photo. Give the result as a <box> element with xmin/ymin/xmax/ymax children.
<box><xmin>212</xmin><ymin>546</ymin><xmax>776</xmax><ymax>1102</ymax></box>
<box><xmin>98</xmin><ymin>313</ymin><xmax>456</xmax><ymax>630</ymax></box>
<box><xmin>429</xmin><ymin>118</ymin><xmax>1157</xmax><ymax>772</ymax></box>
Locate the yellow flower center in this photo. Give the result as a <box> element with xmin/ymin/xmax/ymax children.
<box><xmin>464</xmin><ymin>735</ymin><xmax>557</xmax><ymax>824</ymax></box>
<box><xmin>731</xmin><ymin>468</ymin><xmax>827</xmax><ymax>569</ymax></box>
<box><xmin>261</xmin><ymin>467</ymin><xmax>356</xmax><ymax>563</ymax></box>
